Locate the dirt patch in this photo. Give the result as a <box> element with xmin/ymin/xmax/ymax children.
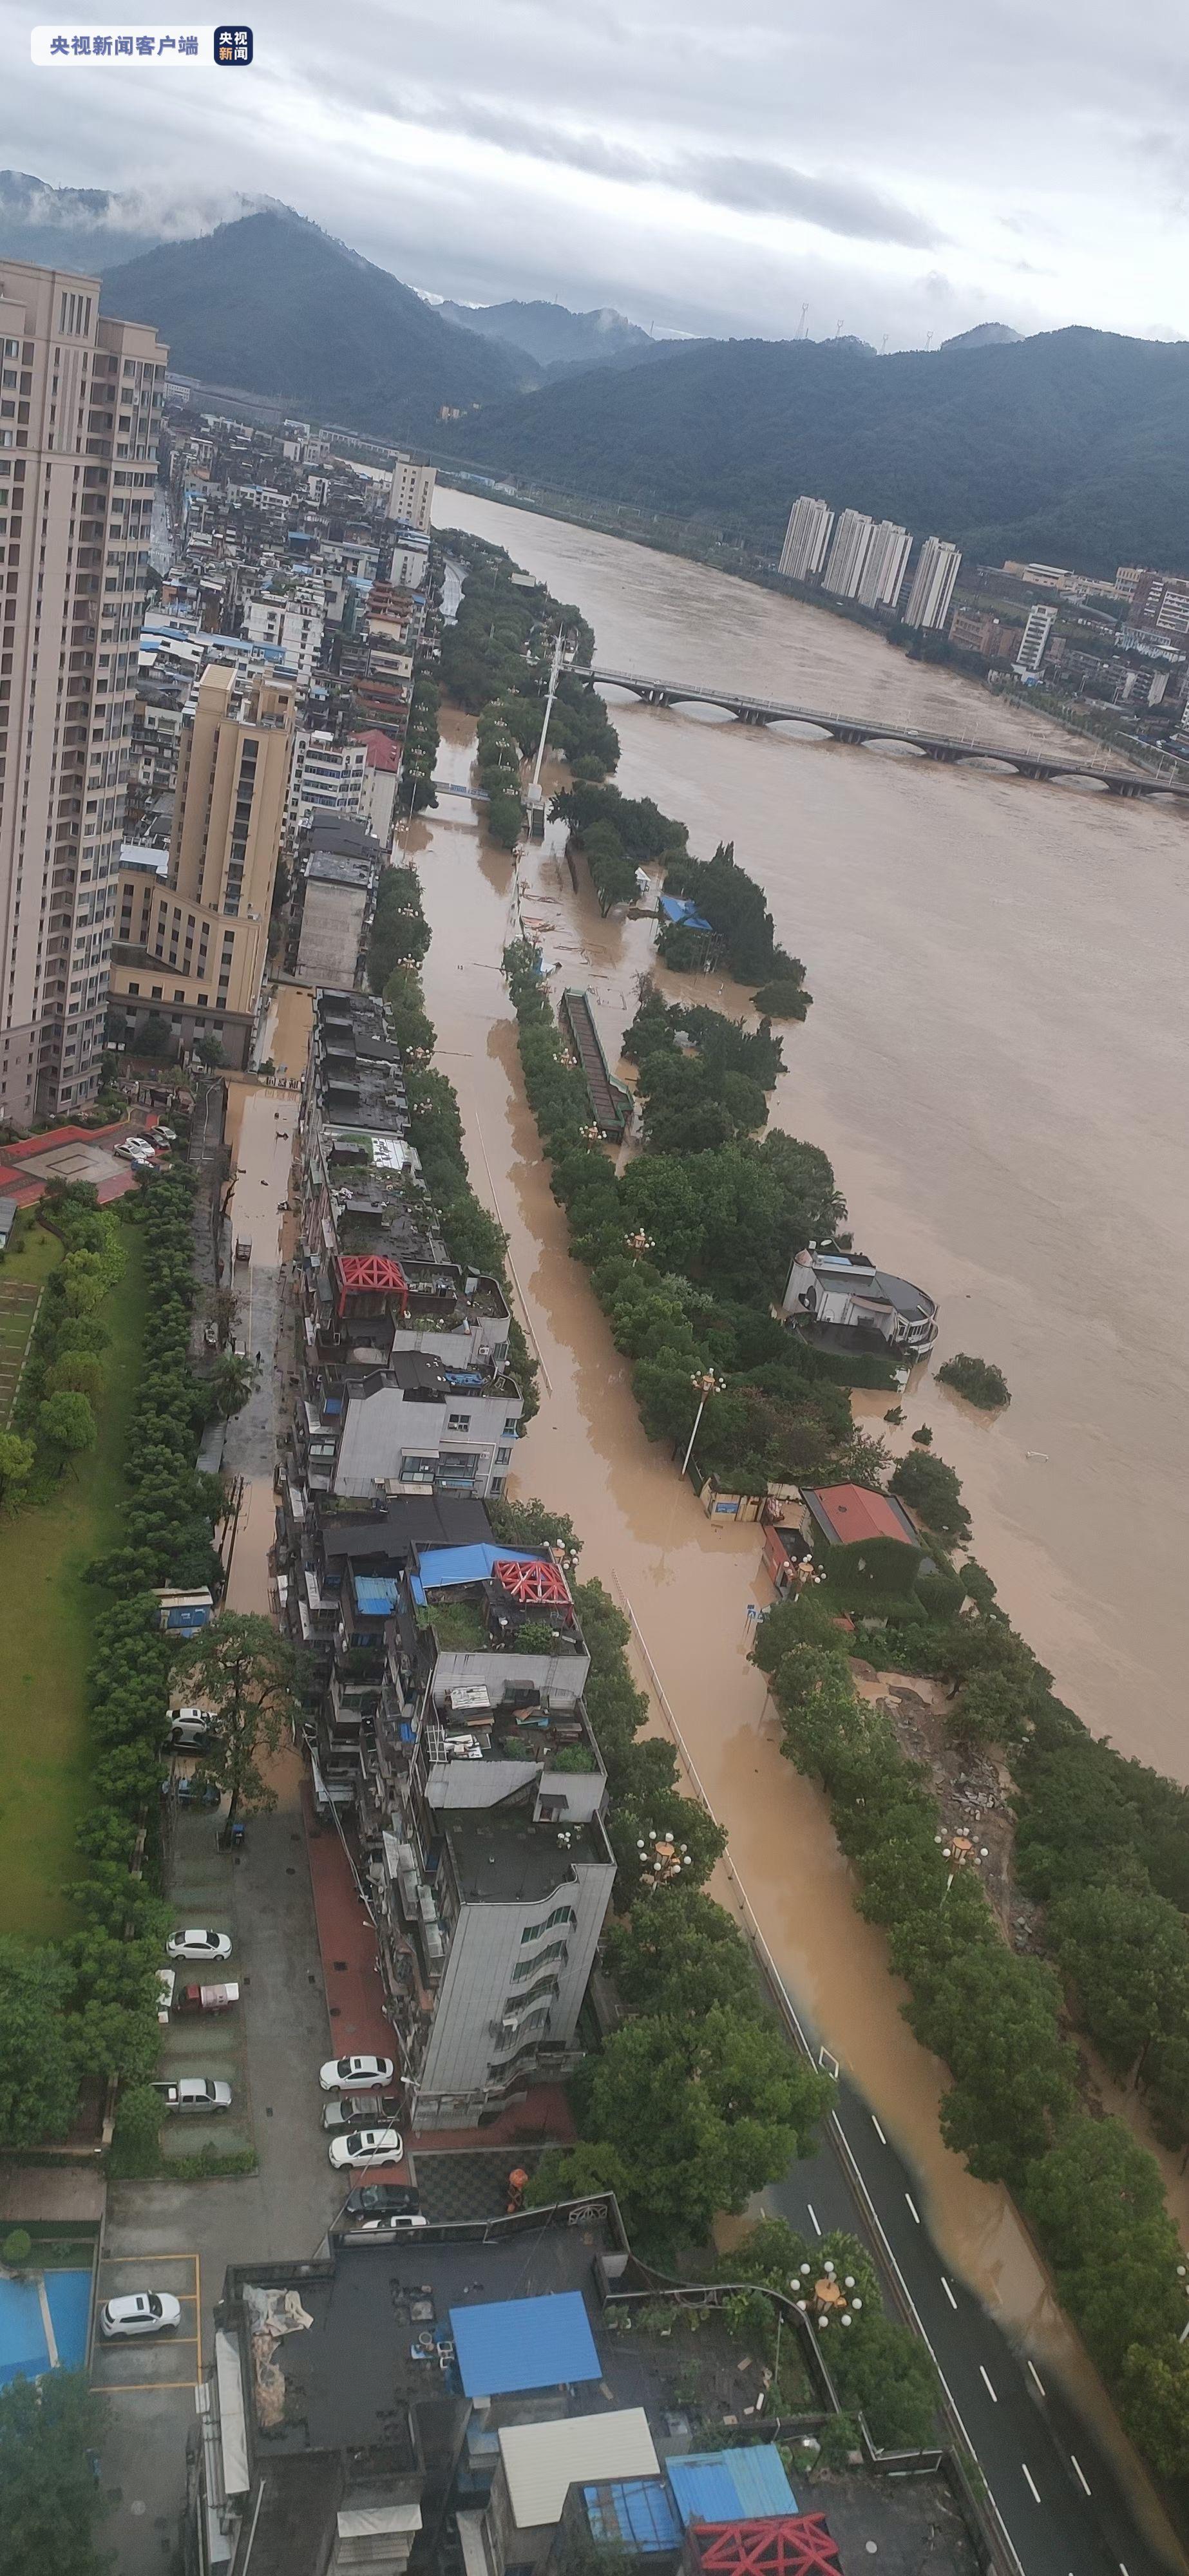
<box><xmin>850</xmin><ymin>1661</ymin><xmax>1040</xmax><ymax>1953</ymax></box>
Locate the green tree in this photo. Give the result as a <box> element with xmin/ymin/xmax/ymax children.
<box><xmin>1119</xmin><ymin>2340</ymin><xmax>1189</xmax><ymax>2479</ymax></box>
<box><xmin>194</xmin><ymin>1034</ymin><xmax>226</xmax><ymax>1068</ymax></box>
<box><xmin>206</xmin><ymin>1350</ymin><xmax>258</xmax><ymax>1420</ymax></box>
<box><xmin>45</xmin><ymin>1352</ymin><xmax>105</xmax><ymax>1401</ymax></box>
<box><xmin>61</xmin><ymin>1250</ymin><xmax>106</xmax><ymax>1318</ymax></box>
<box><xmin>174</xmin><ymin>1613</ymin><xmax>300</xmax><ymax>1830</ymax></box>
<box><xmin>37</xmin><ymin>1388</ymin><xmax>97</xmax><ymax>1473</ymax></box>
<box><xmin>0</xmin><ymin>2370</ymin><xmax>110</xmax><ymax>2576</ymax></box>
<box><xmin>888</xmin><ymin>1449</ymin><xmax>971</xmax><ymax>1542</ymax></box>
<box><xmin>584</xmin><ymin>2009</ymin><xmax>832</xmax><ymax>2251</ymax></box>
<box><xmin>1049</xmin><ymin>1880</ymin><xmax>1189</xmax><ymax>2083</ymax></box>
<box><xmin>487</xmin><ymin>1497</ymin><xmax>582</xmax><ymax>1559</ymax></box>
<box><xmin>0</xmin><ymin>1940</ymin><xmax>80</xmax><ymax>2145</ymax></box>
<box><xmin>0</xmin><ymin>1428</ymin><xmax>35</xmax><ymax>1512</ymax></box>
<box><xmin>604</xmin><ymin>1886</ymin><xmax>761</xmax><ymax>2022</ymax></box>
<box><xmin>949</xmin><ymin>1669</ymin><xmax>1030</xmax><ymax>1756</ymax></box>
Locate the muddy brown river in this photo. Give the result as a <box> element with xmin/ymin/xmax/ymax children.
<box><xmin>403</xmin><ymin>494</ymin><xmax>1189</xmax><ymax>2543</ymax></box>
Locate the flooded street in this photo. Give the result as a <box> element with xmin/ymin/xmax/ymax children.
<box><xmin>434</xmin><ymin>490</ymin><xmax>1189</xmax><ymax>1784</ymax></box>
<box><xmin>404</xmin><ymin>707</ymin><xmax>1184</xmax><ymax>2556</ymax></box>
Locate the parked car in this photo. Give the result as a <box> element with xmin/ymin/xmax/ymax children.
<box><xmin>322</xmin><ymin>2092</ymin><xmax>401</xmax><ymax>2132</ymax></box>
<box><xmin>166</xmin><ymin>1928</ymin><xmax>232</xmax><ymax>1962</ymax></box>
<box><xmin>153</xmin><ymin>2078</ymin><xmax>233</xmax><ymax>2113</ymax></box>
<box><xmin>328</xmin><ymin>2126</ymin><xmax>403</xmax><ymax>2170</ymax></box>
<box><xmin>319</xmin><ymin>2054</ymin><xmax>394</xmax><ymax>2094</ymax></box>
<box><xmin>154</xmin><ymin>1125</ymin><xmax>177</xmax><ymax>1144</ymax></box>
<box><xmin>343</xmin><ymin>2184</ymin><xmax>420</xmax><ymax>2222</ymax></box>
<box><xmin>115</xmin><ymin>1141</ymin><xmax>148</xmax><ymax>1164</ymax></box>
<box><xmin>175</xmin><ymin>1982</ymin><xmax>240</xmax><ymax>2014</ymax></box>
<box><xmin>100</xmin><ymin>2292</ymin><xmax>182</xmax><ymax>2341</ymax></box>
<box><xmin>167</xmin><ymin>1709</ymin><xmax>213</xmax><ymax>1751</ymax></box>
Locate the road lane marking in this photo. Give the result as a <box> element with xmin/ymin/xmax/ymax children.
<box><xmin>980</xmin><ymin>2366</ymin><xmax>998</xmax><ymax>2403</ymax></box>
<box><xmin>1070</xmin><ymin>2455</ymin><xmax>1091</xmax><ymax>2496</ymax></box>
<box><xmin>102</xmin><ymin>2378</ymin><xmax>199</xmax><ymax>2393</ymax></box>
<box><xmin>1027</xmin><ymin>2360</ymin><xmax>1045</xmax><ymax>2396</ymax></box>
<box><xmin>941</xmin><ymin>2277</ymin><xmax>957</xmax><ymax>2309</ymax></box>
<box><xmin>806</xmin><ymin>2202</ymin><xmax>821</xmax><ymax>2236</ymax></box>
<box><xmin>904</xmin><ymin>2192</ymin><xmax>921</xmax><ymax>2223</ymax></box>
<box><xmin>1022</xmin><ymin>2465</ymin><xmax>1041</xmax><ymax>2504</ymax></box>
<box><xmin>871</xmin><ymin>2113</ymin><xmax>887</xmax><ymax>2145</ymax></box>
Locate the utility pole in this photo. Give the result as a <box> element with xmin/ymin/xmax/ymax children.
<box><xmin>530</xmin><ymin>625</ymin><xmax>567</xmax><ymax>799</ymax></box>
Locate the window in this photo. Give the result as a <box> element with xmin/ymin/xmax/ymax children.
<box><xmin>495</xmin><ymin>1446</ymin><xmax>512</xmax><ymax>1467</ymax></box>
<box><xmin>502</xmin><ymin>1416</ymin><xmax>519</xmax><ymax>1437</ymax></box>
<box><xmin>511</xmin><ymin>1941</ymin><xmax>569</xmax><ymax>1983</ymax></box>
<box><xmin>520</xmin><ymin>1908</ymin><xmax>575</xmax><ymax>1944</ymax></box>
<box><xmin>446</xmin><ymin>1411</ymin><xmax>471</xmax><ymax>1432</ymax></box>
<box><xmin>401</xmin><ymin>1455</ymin><xmax>436</xmax><ymax>1486</ymax></box>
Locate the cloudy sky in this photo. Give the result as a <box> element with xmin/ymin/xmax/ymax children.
<box><xmin>5</xmin><ymin>0</ymin><xmax>1188</xmax><ymax>346</ymax></box>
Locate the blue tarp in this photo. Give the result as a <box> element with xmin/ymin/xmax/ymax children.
<box><xmin>657</xmin><ymin>895</ymin><xmax>714</xmax><ymax>933</ymax></box>
<box><xmin>354</xmin><ymin>1576</ymin><xmax>399</xmax><ymax>1615</ymax></box>
<box><xmin>667</xmin><ymin>2447</ymin><xmax>797</xmax><ymax>2527</ymax></box>
<box><xmin>450</xmin><ymin>2289</ymin><xmax>600</xmax><ymax>2396</ymax></box>
<box><xmin>408</xmin><ymin>1544</ymin><xmax>547</xmax><ymax>1607</ymax></box>
<box><xmin>584</xmin><ymin>2481</ymin><xmax>681</xmax><ymax>2552</ymax></box>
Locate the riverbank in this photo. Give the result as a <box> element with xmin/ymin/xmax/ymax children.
<box><xmin>406</xmin><ymin>710</ymin><xmax>1186</xmax><ymax>2573</ymax></box>
<box><xmin>435</xmin><ymin>470</ymin><xmax>1161</xmax><ymax>775</ymax></box>
<box><xmin>431</xmin><ymin>488</ymin><xmax>1189</xmax><ymax>1785</ymax></box>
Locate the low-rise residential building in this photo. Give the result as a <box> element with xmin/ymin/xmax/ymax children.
<box><xmin>287</xmin><ymin>730</ymin><xmax>370</xmax><ymax>833</ymax></box>
<box><xmin>783</xmin><ymin>1240</ymin><xmax>938</xmax><ymax>1356</ymax></box>
<box><xmin>245</xmin><ymin>589</ymin><xmax>325</xmax><ymax>678</ymax></box>
<box><xmin>368</xmin><ymin>1540</ymin><xmax>614</xmax><ymax>2125</ymax></box>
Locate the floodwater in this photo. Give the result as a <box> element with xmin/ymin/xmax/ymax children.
<box><xmin>434</xmin><ymin>489</ymin><xmax>1189</xmax><ymax>1785</ymax></box>
<box><xmin>404</xmin><ymin>686</ymin><xmax>1186</xmax><ymax>2556</ymax></box>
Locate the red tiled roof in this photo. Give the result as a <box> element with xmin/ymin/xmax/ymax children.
<box><xmin>353</xmin><ymin>729</ymin><xmax>401</xmax><ymax>773</ymax></box>
<box><xmin>806</xmin><ymin>1483</ymin><xmax>916</xmax><ymax>1547</ymax></box>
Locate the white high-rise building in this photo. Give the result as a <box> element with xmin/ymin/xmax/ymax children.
<box><xmin>0</xmin><ymin>261</ymin><xmax>167</xmax><ymax>1122</ymax></box>
<box><xmin>1013</xmin><ymin>605</ymin><xmax>1056</xmax><ymax>677</ymax></box>
<box><xmin>245</xmin><ymin>591</ymin><xmax>325</xmax><ymax>679</ymax></box>
<box><xmin>857</xmin><ymin>521</ymin><xmax>911</xmax><ymax>613</ymax></box>
<box><xmin>779</xmin><ymin>495</ymin><xmax>833</xmax><ymax>583</ymax></box>
<box><xmin>904</xmin><ymin>537</ymin><xmax>962</xmax><ymax>631</ymax></box>
<box><xmin>386</xmin><ymin>453</ymin><xmax>436</xmax><ymax>531</ymax></box>
<box><xmin>822</xmin><ymin>509</ymin><xmax>876</xmax><ymax>600</ymax></box>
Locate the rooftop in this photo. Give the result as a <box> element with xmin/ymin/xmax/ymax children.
<box><xmin>445</xmin><ymin>1803</ymin><xmax>607</xmax><ymax>1902</ymax></box>
<box><xmin>803</xmin><ymin>1484</ymin><xmax>920</xmax><ymax>1550</ymax></box>
<box><xmin>222</xmin><ymin>2215</ymin><xmax>619</xmax><ymax>2455</ymax></box>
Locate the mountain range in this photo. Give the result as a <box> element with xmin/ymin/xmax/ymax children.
<box><xmin>436</xmin><ymin>326</ymin><xmax>1189</xmax><ymax>574</ymax></box>
<box><xmin>436</xmin><ymin>298</ymin><xmax>654</xmax><ymax>374</ymax></box>
<box><xmin>3</xmin><ymin>176</ymin><xmax>1186</xmax><ymax>571</ymax></box>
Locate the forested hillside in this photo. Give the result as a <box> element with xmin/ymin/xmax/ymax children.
<box><xmin>439</xmin><ymin>325</ymin><xmax>1189</xmax><ymax>573</ymax></box>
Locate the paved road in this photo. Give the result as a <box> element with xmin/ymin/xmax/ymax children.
<box><xmin>766</xmin><ymin>2067</ymin><xmax>1176</xmax><ymax>2576</ymax></box>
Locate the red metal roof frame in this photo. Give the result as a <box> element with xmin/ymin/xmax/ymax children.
<box><xmin>491</xmin><ymin>1557</ymin><xmax>571</xmax><ymax>1607</ymax></box>
<box><xmin>692</xmin><ymin>2519</ymin><xmax>843</xmax><ymax>2576</ymax></box>
<box><xmin>332</xmin><ymin>1251</ymin><xmax>409</xmax><ymax>1319</ymax></box>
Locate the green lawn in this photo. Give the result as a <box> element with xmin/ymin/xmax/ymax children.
<box><xmin>0</xmin><ymin>1225</ymin><xmax>147</xmax><ymax>1940</ymax></box>
<box><xmin>0</xmin><ymin>1222</ymin><xmax>62</xmax><ymax>1423</ymax></box>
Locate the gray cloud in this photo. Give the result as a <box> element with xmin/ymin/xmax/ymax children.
<box><xmin>677</xmin><ymin>153</ymin><xmax>944</xmax><ymax>245</ymax></box>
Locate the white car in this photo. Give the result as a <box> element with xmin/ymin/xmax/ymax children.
<box><xmin>328</xmin><ymin>2126</ymin><xmax>404</xmax><ymax>2170</ymax></box>
<box><xmin>100</xmin><ymin>2291</ymin><xmax>182</xmax><ymax>2341</ymax></box>
<box><xmin>167</xmin><ymin>1709</ymin><xmax>214</xmax><ymax>1751</ymax></box>
<box><xmin>166</xmin><ymin>1927</ymin><xmax>233</xmax><ymax>1962</ymax></box>
<box><xmin>319</xmin><ymin>2054</ymin><xmax>394</xmax><ymax>2094</ymax></box>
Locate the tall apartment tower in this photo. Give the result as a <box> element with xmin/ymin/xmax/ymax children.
<box><xmin>822</xmin><ymin>508</ymin><xmax>876</xmax><ymax>600</ymax></box>
<box><xmin>1013</xmin><ymin>604</ymin><xmax>1056</xmax><ymax>676</ymax></box>
<box><xmin>386</xmin><ymin>452</ymin><xmax>436</xmax><ymax>530</ymax></box>
<box><xmin>109</xmin><ymin>663</ymin><xmax>294</xmax><ymax>1069</ymax></box>
<box><xmin>0</xmin><ymin>260</ymin><xmax>167</xmax><ymax>1125</ymax></box>
<box><xmin>779</xmin><ymin>494</ymin><xmax>833</xmax><ymax>583</ymax></box>
<box><xmin>857</xmin><ymin>520</ymin><xmax>911</xmax><ymax>613</ymax></box>
<box><xmin>904</xmin><ymin>536</ymin><xmax>962</xmax><ymax>631</ymax></box>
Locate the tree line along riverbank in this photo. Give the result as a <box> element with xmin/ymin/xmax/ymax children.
<box><xmin>366</xmin><ymin>778</ymin><xmax>953</xmax><ymax>2461</ymax></box>
<box><xmin>437</xmin><ymin>529</ymin><xmax>1189</xmax><ymax>2507</ymax></box>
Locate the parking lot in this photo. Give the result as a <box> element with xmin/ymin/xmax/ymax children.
<box><xmin>158</xmin><ymin>1810</ymin><xmax>251</xmax><ymax>2161</ymax></box>
<box><xmin>91</xmin><ymin>2251</ymin><xmax>200</xmax><ymax>2392</ymax></box>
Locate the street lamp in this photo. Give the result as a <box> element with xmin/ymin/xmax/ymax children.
<box><xmin>681</xmin><ymin>1369</ymin><xmax>725</xmax><ymax>1479</ymax></box>
<box><xmin>625</xmin><ymin>1229</ymin><xmax>654</xmax><ymax>1262</ymax></box>
<box><xmin>636</xmin><ymin>1829</ymin><xmax>693</xmax><ymax>1890</ymax></box>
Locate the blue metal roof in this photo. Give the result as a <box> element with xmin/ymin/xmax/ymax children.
<box><xmin>667</xmin><ymin>2447</ymin><xmax>797</xmax><ymax>2527</ymax></box>
<box><xmin>408</xmin><ymin>1543</ymin><xmax>547</xmax><ymax>1607</ymax></box>
<box><xmin>584</xmin><ymin>2480</ymin><xmax>681</xmax><ymax>2552</ymax></box>
<box><xmin>658</xmin><ymin>895</ymin><xmax>714</xmax><ymax>933</ymax></box>
<box><xmin>354</xmin><ymin>1576</ymin><xmax>399</xmax><ymax>1615</ymax></box>
<box><xmin>450</xmin><ymin>2289</ymin><xmax>600</xmax><ymax>2396</ymax></box>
